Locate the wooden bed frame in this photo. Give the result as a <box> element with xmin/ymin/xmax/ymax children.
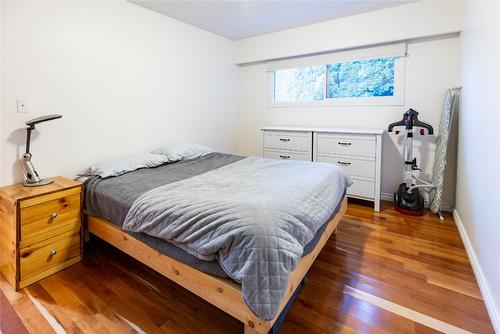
<box><xmin>86</xmin><ymin>197</ymin><xmax>347</xmax><ymax>334</ymax></box>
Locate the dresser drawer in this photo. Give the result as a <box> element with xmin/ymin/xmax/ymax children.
<box><xmin>264</xmin><ymin>149</ymin><xmax>312</xmax><ymax>162</ymax></box>
<box><xmin>347</xmin><ymin>179</ymin><xmax>375</xmax><ymax>199</ymax></box>
<box><xmin>316</xmin><ymin>133</ymin><xmax>376</xmax><ymax>158</ymax></box>
<box><xmin>19</xmin><ymin>229</ymin><xmax>80</xmax><ymax>281</ymax></box>
<box><xmin>20</xmin><ymin>194</ymin><xmax>81</xmax><ymax>247</ymax></box>
<box><xmin>264</xmin><ymin>131</ymin><xmax>312</xmax><ymax>152</ymax></box>
<box><xmin>316</xmin><ymin>155</ymin><xmax>375</xmax><ymax>179</ymax></box>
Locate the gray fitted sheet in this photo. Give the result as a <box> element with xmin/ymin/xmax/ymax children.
<box><xmin>84</xmin><ymin>153</ymin><xmax>342</xmax><ymax>279</ymax></box>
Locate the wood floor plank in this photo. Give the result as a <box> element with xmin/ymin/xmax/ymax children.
<box><xmin>0</xmin><ymin>199</ymin><xmax>495</xmax><ymax>333</ymax></box>
<box><xmin>38</xmin><ymin>276</ymin><xmax>112</xmax><ymax>334</ymax></box>
<box><xmin>0</xmin><ymin>289</ymin><xmax>29</xmax><ymax>334</ymax></box>
<box><xmin>0</xmin><ymin>277</ymin><xmax>55</xmax><ymax>334</ymax></box>
<box><xmin>343</xmin><ymin>285</ymin><xmax>474</xmax><ymax>334</ymax></box>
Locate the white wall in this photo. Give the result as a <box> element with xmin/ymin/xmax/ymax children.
<box><xmin>236</xmin><ymin>36</ymin><xmax>460</xmax><ymax>208</ymax></box>
<box><xmin>0</xmin><ymin>1</ymin><xmax>239</xmax><ymax>186</ymax></box>
<box><xmin>1</xmin><ymin>0</ymin><xmax>497</xmax><ymax>327</ymax></box>
<box><xmin>234</xmin><ymin>1</ymin><xmax>462</xmax><ymax>64</ymax></box>
<box><xmin>455</xmin><ymin>1</ymin><xmax>500</xmax><ymax>330</ymax></box>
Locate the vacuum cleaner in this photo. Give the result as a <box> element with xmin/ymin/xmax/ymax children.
<box><xmin>388</xmin><ymin>109</ymin><xmax>435</xmax><ymax>215</ymax></box>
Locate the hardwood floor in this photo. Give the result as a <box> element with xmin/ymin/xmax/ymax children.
<box><xmin>1</xmin><ymin>200</ymin><xmax>494</xmax><ymax>333</ymax></box>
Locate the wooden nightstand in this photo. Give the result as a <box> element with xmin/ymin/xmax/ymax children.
<box><xmin>0</xmin><ymin>176</ymin><xmax>82</xmax><ymax>290</ymax></box>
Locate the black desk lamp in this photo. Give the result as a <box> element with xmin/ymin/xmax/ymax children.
<box><xmin>20</xmin><ymin>114</ymin><xmax>62</xmax><ymax>186</ymax></box>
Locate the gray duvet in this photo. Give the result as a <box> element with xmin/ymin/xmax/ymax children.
<box><xmin>122</xmin><ymin>156</ymin><xmax>351</xmax><ymax>320</ymax></box>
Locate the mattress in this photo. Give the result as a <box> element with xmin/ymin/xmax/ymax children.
<box><xmin>84</xmin><ymin>152</ymin><xmax>343</xmax><ymax>278</ymax></box>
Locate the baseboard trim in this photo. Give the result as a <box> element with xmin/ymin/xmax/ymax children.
<box><xmin>381</xmin><ymin>192</ymin><xmax>393</xmax><ymax>202</ymax></box>
<box><xmin>453</xmin><ymin>209</ymin><xmax>500</xmax><ymax>332</ymax></box>
<box><xmin>381</xmin><ymin>192</ymin><xmax>453</xmax><ymax>212</ymax></box>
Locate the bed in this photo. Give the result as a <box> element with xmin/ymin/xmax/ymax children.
<box><xmin>83</xmin><ymin>152</ymin><xmax>349</xmax><ymax>333</ymax></box>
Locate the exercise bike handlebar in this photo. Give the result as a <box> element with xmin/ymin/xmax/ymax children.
<box><xmin>388</xmin><ymin>108</ymin><xmax>434</xmax><ymax>135</ymax></box>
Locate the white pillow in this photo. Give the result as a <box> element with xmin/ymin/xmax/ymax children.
<box><xmin>152</xmin><ymin>144</ymin><xmax>215</xmax><ymax>162</ymax></box>
<box><xmin>79</xmin><ymin>153</ymin><xmax>169</xmax><ymax>178</ymax></box>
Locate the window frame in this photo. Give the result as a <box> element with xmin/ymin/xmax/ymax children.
<box><xmin>268</xmin><ymin>46</ymin><xmax>406</xmax><ymax>108</ymax></box>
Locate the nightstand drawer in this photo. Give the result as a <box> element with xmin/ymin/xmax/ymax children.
<box><xmin>19</xmin><ymin>187</ymin><xmax>81</xmax><ymax>209</ymax></box>
<box><xmin>20</xmin><ymin>194</ymin><xmax>81</xmax><ymax>247</ymax></box>
<box><xmin>19</xmin><ymin>229</ymin><xmax>80</xmax><ymax>282</ymax></box>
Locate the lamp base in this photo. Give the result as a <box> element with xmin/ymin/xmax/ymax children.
<box><xmin>23</xmin><ymin>178</ymin><xmax>54</xmax><ymax>187</ymax></box>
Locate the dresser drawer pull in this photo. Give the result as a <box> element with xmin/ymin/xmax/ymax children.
<box><xmin>338</xmin><ymin>142</ymin><xmax>352</xmax><ymax>146</ymax></box>
<box><xmin>279</xmin><ymin>155</ymin><xmax>290</xmax><ymax>159</ymax></box>
<box><xmin>50</xmin><ymin>249</ymin><xmax>57</xmax><ymax>256</ymax></box>
<box><xmin>279</xmin><ymin>138</ymin><xmax>290</xmax><ymax>142</ymax></box>
<box><xmin>338</xmin><ymin>161</ymin><xmax>352</xmax><ymax>166</ymax></box>
<box><xmin>48</xmin><ymin>212</ymin><xmax>58</xmax><ymax>223</ymax></box>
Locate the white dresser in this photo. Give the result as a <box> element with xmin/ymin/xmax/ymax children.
<box><xmin>262</xmin><ymin>126</ymin><xmax>384</xmax><ymax>211</ymax></box>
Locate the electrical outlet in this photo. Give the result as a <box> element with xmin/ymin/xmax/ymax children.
<box><xmin>17</xmin><ymin>99</ymin><xmax>28</xmax><ymax>113</ymax></box>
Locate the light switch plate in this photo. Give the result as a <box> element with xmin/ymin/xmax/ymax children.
<box><xmin>17</xmin><ymin>99</ymin><xmax>28</xmax><ymax>113</ymax></box>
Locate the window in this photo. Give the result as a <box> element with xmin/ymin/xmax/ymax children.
<box><xmin>326</xmin><ymin>57</ymin><xmax>395</xmax><ymax>98</ymax></box>
<box><xmin>274</xmin><ymin>66</ymin><xmax>325</xmax><ymax>102</ymax></box>
<box><xmin>268</xmin><ymin>44</ymin><xmax>406</xmax><ymax>106</ymax></box>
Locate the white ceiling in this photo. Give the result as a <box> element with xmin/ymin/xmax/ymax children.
<box><xmin>129</xmin><ymin>1</ymin><xmax>416</xmax><ymax>40</ymax></box>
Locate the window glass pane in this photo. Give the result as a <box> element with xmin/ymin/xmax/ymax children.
<box><xmin>274</xmin><ymin>66</ymin><xmax>325</xmax><ymax>102</ymax></box>
<box><xmin>327</xmin><ymin>57</ymin><xmax>395</xmax><ymax>98</ymax></box>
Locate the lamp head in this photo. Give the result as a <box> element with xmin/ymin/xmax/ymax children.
<box><xmin>26</xmin><ymin>114</ymin><xmax>62</xmax><ymax>129</ymax></box>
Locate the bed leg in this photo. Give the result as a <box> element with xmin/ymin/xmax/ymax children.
<box><xmin>244</xmin><ymin>323</ymin><xmax>261</xmax><ymax>334</ymax></box>
<box><xmin>244</xmin><ymin>320</ymin><xmax>270</xmax><ymax>334</ymax></box>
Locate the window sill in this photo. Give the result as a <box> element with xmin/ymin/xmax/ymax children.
<box><xmin>268</xmin><ymin>96</ymin><xmax>405</xmax><ymax>108</ymax></box>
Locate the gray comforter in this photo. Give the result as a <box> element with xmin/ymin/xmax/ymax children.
<box><xmin>122</xmin><ymin>156</ymin><xmax>351</xmax><ymax>320</ymax></box>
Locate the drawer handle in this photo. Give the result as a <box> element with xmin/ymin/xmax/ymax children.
<box><xmin>50</xmin><ymin>249</ymin><xmax>57</xmax><ymax>256</ymax></box>
<box><xmin>338</xmin><ymin>161</ymin><xmax>351</xmax><ymax>166</ymax></box>
<box><xmin>338</xmin><ymin>142</ymin><xmax>352</xmax><ymax>146</ymax></box>
<box><xmin>48</xmin><ymin>212</ymin><xmax>58</xmax><ymax>223</ymax></box>
<box><xmin>279</xmin><ymin>138</ymin><xmax>290</xmax><ymax>142</ymax></box>
<box><xmin>279</xmin><ymin>155</ymin><xmax>290</xmax><ymax>159</ymax></box>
